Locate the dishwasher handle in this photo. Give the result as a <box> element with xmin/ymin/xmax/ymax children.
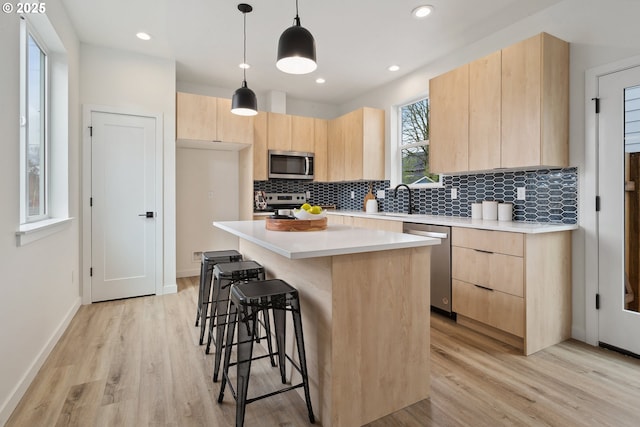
<box><xmin>406</xmin><ymin>229</ymin><xmax>448</xmax><ymax>239</ymax></box>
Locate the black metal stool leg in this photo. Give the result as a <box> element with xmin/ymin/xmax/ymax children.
<box><xmin>273</xmin><ymin>303</ymin><xmax>287</xmax><ymax>384</ymax></box>
<box><xmin>199</xmin><ymin>264</ymin><xmax>214</xmax><ymax>345</ymax></box>
<box><xmin>205</xmin><ymin>274</ymin><xmax>221</xmax><ymax>353</ymax></box>
<box><xmin>235</xmin><ymin>306</ymin><xmax>256</xmax><ymax>427</ymax></box>
<box><xmin>217</xmin><ymin>302</ymin><xmax>238</xmax><ymax>399</ymax></box>
<box><xmin>212</xmin><ymin>278</ymin><xmax>232</xmax><ymax>381</ymax></box>
<box><xmin>261</xmin><ymin>308</ymin><xmax>277</xmax><ymax>367</ymax></box>
<box><xmin>195</xmin><ymin>260</ymin><xmax>206</xmax><ymax>327</ymax></box>
<box><xmin>291</xmin><ymin>298</ymin><xmax>315</xmax><ymax>423</ymax></box>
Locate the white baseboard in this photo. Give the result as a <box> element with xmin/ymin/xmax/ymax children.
<box><xmin>163</xmin><ymin>283</ymin><xmax>178</xmax><ymax>295</ymax></box>
<box><xmin>177</xmin><ymin>268</ymin><xmax>200</xmax><ymax>279</ymax></box>
<box><xmin>0</xmin><ymin>297</ymin><xmax>81</xmax><ymax>426</ymax></box>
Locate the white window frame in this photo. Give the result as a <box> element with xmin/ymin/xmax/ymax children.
<box><xmin>19</xmin><ymin>17</ymin><xmax>50</xmax><ymax>224</ymax></box>
<box><xmin>393</xmin><ymin>96</ymin><xmax>442</xmax><ymax>188</ymax></box>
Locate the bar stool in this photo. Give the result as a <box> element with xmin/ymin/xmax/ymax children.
<box><xmin>207</xmin><ymin>260</ymin><xmax>275</xmax><ymax>382</ymax></box>
<box><xmin>218</xmin><ymin>279</ymin><xmax>315</xmax><ymax>427</ymax></box>
<box><xmin>195</xmin><ymin>250</ymin><xmax>243</xmax><ymax>346</ymax></box>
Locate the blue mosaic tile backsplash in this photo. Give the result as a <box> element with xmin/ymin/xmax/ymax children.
<box><xmin>254</xmin><ymin>167</ymin><xmax>578</xmax><ymax>224</ymax></box>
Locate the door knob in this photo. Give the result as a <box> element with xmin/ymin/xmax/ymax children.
<box><xmin>138</xmin><ymin>211</ymin><xmax>154</xmax><ymax>218</ymax></box>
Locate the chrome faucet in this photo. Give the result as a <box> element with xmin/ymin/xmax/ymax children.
<box><xmin>393</xmin><ymin>183</ymin><xmax>414</xmax><ymax>214</ymax></box>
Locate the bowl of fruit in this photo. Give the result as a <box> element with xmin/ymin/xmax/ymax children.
<box><xmin>293</xmin><ymin>203</ymin><xmax>327</xmax><ymax>220</ymax></box>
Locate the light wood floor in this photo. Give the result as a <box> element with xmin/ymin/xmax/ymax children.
<box><xmin>7</xmin><ymin>277</ymin><xmax>640</xmax><ymax>427</ymax></box>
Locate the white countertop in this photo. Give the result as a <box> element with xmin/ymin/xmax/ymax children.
<box><xmin>214</xmin><ymin>220</ymin><xmax>440</xmax><ymax>259</ymax></box>
<box><xmin>328</xmin><ymin>210</ymin><xmax>578</xmax><ymax>234</ymax></box>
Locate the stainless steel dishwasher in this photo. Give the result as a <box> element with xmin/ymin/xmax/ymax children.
<box><xmin>403</xmin><ymin>223</ymin><xmax>453</xmax><ymax>316</ymax></box>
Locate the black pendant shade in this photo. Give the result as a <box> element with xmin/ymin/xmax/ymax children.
<box><xmin>277</xmin><ymin>1</ymin><xmax>317</xmax><ymax>74</ymax></box>
<box><xmin>231</xmin><ymin>3</ymin><xmax>258</xmax><ymax>116</ymax></box>
<box><xmin>231</xmin><ymin>80</ymin><xmax>258</xmax><ymax>116</ymax></box>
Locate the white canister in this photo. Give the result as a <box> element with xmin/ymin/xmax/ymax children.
<box><xmin>482</xmin><ymin>201</ymin><xmax>498</xmax><ymax>221</ymax></box>
<box><xmin>365</xmin><ymin>199</ymin><xmax>378</xmax><ymax>213</ymax></box>
<box><xmin>498</xmin><ymin>203</ymin><xmax>513</xmax><ymax>222</ymax></box>
<box><xmin>471</xmin><ymin>203</ymin><xmax>483</xmax><ymax>219</ymax></box>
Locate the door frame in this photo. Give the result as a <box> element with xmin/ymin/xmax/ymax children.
<box><xmin>82</xmin><ymin>105</ymin><xmax>164</xmax><ymax>304</ymax></box>
<box><xmin>585</xmin><ymin>55</ymin><xmax>640</xmax><ymax>345</ymax></box>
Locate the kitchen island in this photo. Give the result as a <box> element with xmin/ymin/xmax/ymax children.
<box><xmin>214</xmin><ymin>220</ymin><xmax>440</xmax><ymax>426</ymax></box>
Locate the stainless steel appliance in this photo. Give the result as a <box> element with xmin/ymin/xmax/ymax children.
<box><xmin>403</xmin><ymin>223</ymin><xmax>453</xmax><ymax>316</ymax></box>
<box><xmin>261</xmin><ymin>192</ymin><xmax>307</xmax><ymax>215</ymax></box>
<box><xmin>268</xmin><ymin>150</ymin><xmax>314</xmax><ymax>180</ymax></box>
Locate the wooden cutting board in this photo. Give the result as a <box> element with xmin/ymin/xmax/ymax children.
<box><xmin>363</xmin><ymin>182</ymin><xmax>375</xmax><ymax>210</ymax></box>
<box><xmin>265</xmin><ymin>217</ymin><xmax>328</xmax><ymax>231</ymax></box>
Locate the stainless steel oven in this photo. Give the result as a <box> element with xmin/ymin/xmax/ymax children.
<box><xmin>268</xmin><ymin>150</ymin><xmax>314</xmax><ymax>180</ymax></box>
<box><xmin>403</xmin><ymin>223</ymin><xmax>453</xmax><ymax>316</ymax></box>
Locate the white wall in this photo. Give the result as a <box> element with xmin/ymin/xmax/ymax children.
<box><xmin>0</xmin><ymin>1</ymin><xmax>81</xmax><ymax>423</ymax></box>
<box><xmin>342</xmin><ymin>0</ymin><xmax>640</xmax><ymax>343</ymax></box>
<box><xmin>80</xmin><ymin>44</ymin><xmax>177</xmax><ymax>295</ymax></box>
<box><xmin>176</xmin><ymin>148</ymin><xmax>241</xmax><ymax>277</ymax></box>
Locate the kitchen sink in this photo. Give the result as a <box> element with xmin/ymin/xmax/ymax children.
<box><xmin>375</xmin><ymin>212</ymin><xmax>423</xmax><ymax>218</ymax></box>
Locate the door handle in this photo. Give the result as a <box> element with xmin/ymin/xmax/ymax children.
<box><xmin>138</xmin><ymin>211</ymin><xmax>154</xmax><ymax>218</ymax></box>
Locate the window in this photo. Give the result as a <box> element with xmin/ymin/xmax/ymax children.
<box><xmin>20</xmin><ymin>18</ymin><xmax>49</xmax><ymax>222</ymax></box>
<box><xmin>397</xmin><ymin>97</ymin><xmax>440</xmax><ymax>186</ymax></box>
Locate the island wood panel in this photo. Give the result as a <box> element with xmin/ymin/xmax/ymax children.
<box><xmin>429</xmin><ymin>64</ymin><xmax>469</xmax><ymax>173</ymax></box>
<box><xmin>331</xmin><ymin>246</ymin><xmax>431</xmax><ymax>426</ymax></box>
<box><xmin>469</xmin><ymin>50</ymin><xmax>502</xmax><ymax>170</ymax></box>
<box><xmin>314</xmin><ymin>118</ymin><xmax>328</xmax><ymax>181</ymax></box>
<box><xmin>239</xmin><ymin>239</ymin><xmax>431</xmax><ymax>427</ymax></box>
<box><xmin>524</xmin><ymin>231</ymin><xmax>572</xmax><ymax>355</ymax></box>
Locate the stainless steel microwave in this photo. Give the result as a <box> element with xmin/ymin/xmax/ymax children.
<box><xmin>268</xmin><ymin>150</ymin><xmax>314</xmax><ymax>180</ymax></box>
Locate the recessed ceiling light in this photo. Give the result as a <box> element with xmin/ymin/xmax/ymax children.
<box><xmin>316</xmin><ymin>78</ymin><xmax>326</xmax><ymax>84</ymax></box>
<box><xmin>136</xmin><ymin>32</ymin><xmax>151</xmax><ymax>41</ymax></box>
<box><xmin>412</xmin><ymin>5</ymin><xmax>434</xmax><ymax>18</ymax></box>
<box><xmin>388</xmin><ymin>65</ymin><xmax>400</xmax><ymax>72</ymax></box>
<box><xmin>239</xmin><ymin>63</ymin><xmax>250</xmax><ymax>69</ymax></box>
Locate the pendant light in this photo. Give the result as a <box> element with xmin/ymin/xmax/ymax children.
<box><xmin>276</xmin><ymin>0</ymin><xmax>317</xmax><ymax>74</ymax></box>
<box><xmin>231</xmin><ymin>3</ymin><xmax>258</xmax><ymax>116</ymax></box>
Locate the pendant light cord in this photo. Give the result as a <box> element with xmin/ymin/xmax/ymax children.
<box><xmin>243</xmin><ymin>10</ymin><xmax>247</xmax><ymax>82</ymax></box>
<box><xmin>294</xmin><ymin>0</ymin><xmax>300</xmax><ymax>26</ymax></box>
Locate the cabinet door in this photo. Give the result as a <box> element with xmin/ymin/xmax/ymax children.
<box><xmin>452</xmin><ymin>247</ymin><xmax>524</xmax><ymax>297</ymax></box>
<box><xmin>501</xmin><ymin>35</ymin><xmax>541</xmax><ymax>168</ymax></box>
<box><xmin>343</xmin><ymin>109</ymin><xmax>364</xmax><ymax>181</ymax></box>
<box><xmin>253</xmin><ymin>112</ymin><xmax>268</xmax><ymax>180</ymax></box>
<box><xmin>216</xmin><ymin>97</ymin><xmax>254</xmax><ymax>144</ymax></box>
<box><xmin>291</xmin><ymin>115</ymin><xmax>315</xmax><ymax>153</ymax></box>
<box><xmin>328</xmin><ymin>116</ymin><xmax>345</xmax><ymax>181</ymax></box>
<box><xmin>429</xmin><ymin>65</ymin><xmax>469</xmax><ymax>173</ymax></box>
<box><xmin>314</xmin><ymin>118</ymin><xmax>328</xmax><ymax>181</ymax></box>
<box><xmin>362</xmin><ymin>108</ymin><xmax>385</xmax><ymax>180</ymax></box>
<box><xmin>267</xmin><ymin>112</ymin><xmax>292</xmax><ymax>151</ymax></box>
<box><xmin>469</xmin><ymin>51</ymin><xmax>501</xmax><ymax>170</ymax></box>
<box><xmin>176</xmin><ymin>92</ymin><xmax>217</xmax><ymax>140</ymax></box>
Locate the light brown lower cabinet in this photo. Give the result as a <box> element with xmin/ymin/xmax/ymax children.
<box><xmin>452</xmin><ymin>227</ymin><xmax>571</xmax><ymax>355</ymax></box>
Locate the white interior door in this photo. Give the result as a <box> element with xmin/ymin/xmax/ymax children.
<box><xmin>598</xmin><ymin>65</ymin><xmax>640</xmax><ymax>355</ymax></box>
<box><xmin>91</xmin><ymin>111</ymin><xmax>156</xmax><ymax>302</ymax></box>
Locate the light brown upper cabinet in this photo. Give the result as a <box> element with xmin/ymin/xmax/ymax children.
<box><xmin>429</xmin><ymin>64</ymin><xmax>469</xmax><ymax>173</ymax></box>
<box><xmin>253</xmin><ymin>112</ymin><xmax>268</xmax><ymax>181</ymax></box>
<box><xmin>314</xmin><ymin>118</ymin><xmax>328</xmax><ymax>181</ymax></box>
<box><xmin>176</xmin><ymin>92</ymin><xmax>253</xmax><ymax>144</ymax></box>
<box><xmin>267</xmin><ymin>112</ymin><xmax>317</xmax><ymax>153</ymax></box>
<box><xmin>429</xmin><ymin>32</ymin><xmax>569</xmax><ymax>174</ymax></box>
<box><xmin>469</xmin><ymin>51</ymin><xmax>502</xmax><ymax>170</ymax></box>
<box><xmin>501</xmin><ymin>33</ymin><xmax>569</xmax><ymax>168</ymax></box>
<box><xmin>267</xmin><ymin>112</ymin><xmax>292</xmax><ymax>151</ymax></box>
<box><xmin>328</xmin><ymin>107</ymin><xmax>385</xmax><ymax>181</ymax></box>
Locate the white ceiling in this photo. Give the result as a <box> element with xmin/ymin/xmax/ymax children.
<box><xmin>60</xmin><ymin>0</ymin><xmax>564</xmax><ymax>105</ymax></box>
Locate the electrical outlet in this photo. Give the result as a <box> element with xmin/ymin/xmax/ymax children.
<box><xmin>305</xmin><ymin>191</ymin><xmax>311</xmax><ymax>198</ymax></box>
<box><xmin>451</xmin><ymin>188</ymin><xmax>458</xmax><ymax>199</ymax></box>
<box><xmin>517</xmin><ymin>187</ymin><xmax>526</xmax><ymax>200</ymax></box>
<box><xmin>193</xmin><ymin>251</ymin><xmax>202</xmax><ymax>262</ymax></box>
<box><xmin>350</xmin><ymin>191</ymin><xmax>355</xmax><ymax>199</ymax></box>
<box><xmin>207</xmin><ymin>191</ymin><xmax>214</xmax><ymax>199</ymax></box>
<box><xmin>376</xmin><ymin>189</ymin><xmax>385</xmax><ymax>199</ymax></box>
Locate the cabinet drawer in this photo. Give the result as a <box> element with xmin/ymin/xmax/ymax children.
<box><xmin>452</xmin><ymin>279</ymin><xmax>524</xmax><ymax>337</ymax></box>
<box><xmin>452</xmin><ymin>227</ymin><xmax>523</xmax><ymax>256</ymax></box>
<box><xmin>452</xmin><ymin>247</ymin><xmax>524</xmax><ymax>297</ymax></box>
